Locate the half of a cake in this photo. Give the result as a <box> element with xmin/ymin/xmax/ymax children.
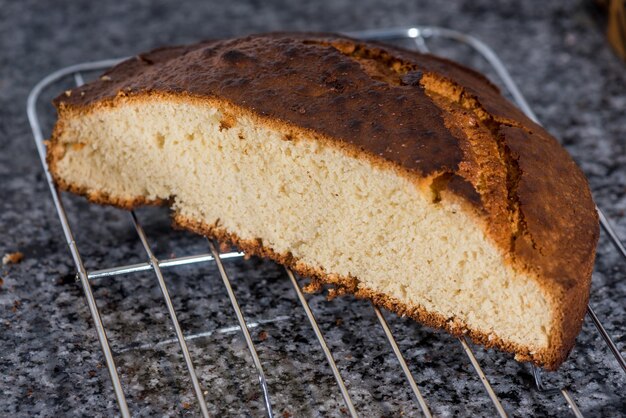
<box><xmin>47</xmin><ymin>33</ymin><xmax>599</xmax><ymax>369</ymax></box>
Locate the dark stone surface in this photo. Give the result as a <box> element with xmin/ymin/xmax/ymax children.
<box><xmin>1</xmin><ymin>0</ymin><xmax>625</xmax><ymax>416</ymax></box>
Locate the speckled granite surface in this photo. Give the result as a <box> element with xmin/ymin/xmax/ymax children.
<box><xmin>1</xmin><ymin>0</ymin><xmax>625</xmax><ymax>416</ymax></box>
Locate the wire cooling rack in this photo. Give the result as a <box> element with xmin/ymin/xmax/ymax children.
<box><xmin>27</xmin><ymin>27</ymin><xmax>626</xmax><ymax>417</ymax></box>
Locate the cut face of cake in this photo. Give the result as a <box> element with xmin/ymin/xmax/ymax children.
<box><xmin>48</xmin><ymin>33</ymin><xmax>599</xmax><ymax>370</ymax></box>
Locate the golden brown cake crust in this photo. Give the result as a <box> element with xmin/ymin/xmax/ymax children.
<box><xmin>50</xmin><ymin>32</ymin><xmax>599</xmax><ymax>369</ymax></box>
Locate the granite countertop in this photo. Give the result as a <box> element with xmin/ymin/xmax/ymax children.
<box><xmin>1</xmin><ymin>0</ymin><xmax>625</xmax><ymax>416</ymax></box>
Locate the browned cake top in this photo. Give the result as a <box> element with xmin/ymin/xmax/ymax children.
<box><xmin>55</xmin><ymin>33</ymin><xmax>599</xmax><ymax>294</ymax></box>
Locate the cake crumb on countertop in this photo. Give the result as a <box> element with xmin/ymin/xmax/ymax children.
<box><xmin>12</xmin><ymin>300</ymin><xmax>21</xmax><ymax>312</ymax></box>
<box><xmin>2</xmin><ymin>252</ymin><xmax>24</xmax><ymax>265</ymax></box>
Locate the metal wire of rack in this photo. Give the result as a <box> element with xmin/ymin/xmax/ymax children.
<box><xmin>26</xmin><ymin>26</ymin><xmax>625</xmax><ymax>417</ymax></box>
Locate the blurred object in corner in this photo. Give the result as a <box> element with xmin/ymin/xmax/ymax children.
<box><xmin>595</xmin><ymin>0</ymin><xmax>626</xmax><ymax>60</ymax></box>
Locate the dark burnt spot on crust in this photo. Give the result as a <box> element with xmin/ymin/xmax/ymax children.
<box><xmin>447</xmin><ymin>174</ymin><xmax>482</xmax><ymax>207</ymax></box>
<box><xmin>347</xmin><ymin>119</ymin><xmax>362</xmax><ymax>131</ymax></box>
<box><xmin>401</xmin><ymin>70</ymin><xmax>424</xmax><ymax>86</ymax></box>
<box><xmin>290</xmin><ymin>104</ymin><xmax>307</xmax><ymax>114</ymax></box>
<box><xmin>136</xmin><ymin>54</ymin><xmax>154</xmax><ymax>65</ymax></box>
<box><xmin>220</xmin><ymin>49</ymin><xmax>256</xmax><ymax>67</ymax></box>
<box><xmin>321</xmin><ymin>72</ymin><xmax>346</xmax><ymax>93</ymax></box>
<box><xmin>429</xmin><ymin>172</ymin><xmax>482</xmax><ymax>208</ymax></box>
<box><xmin>202</xmin><ymin>46</ymin><xmax>218</xmax><ymax>58</ymax></box>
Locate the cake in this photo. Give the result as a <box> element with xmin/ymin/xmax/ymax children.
<box><xmin>47</xmin><ymin>33</ymin><xmax>599</xmax><ymax>370</ymax></box>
